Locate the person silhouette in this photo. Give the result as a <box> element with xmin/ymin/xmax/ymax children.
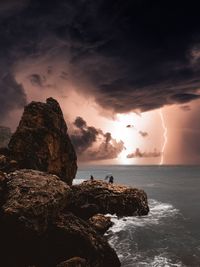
<box><xmin>109</xmin><ymin>175</ymin><xmax>114</xmax><ymax>184</ymax></box>
<box><xmin>90</xmin><ymin>175</ymin><xmax>94</xmax><ymax>181</ymax></box>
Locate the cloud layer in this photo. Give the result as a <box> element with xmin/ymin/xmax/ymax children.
<box><xmin>70</xmin><ymin>117</ymin><xmax>124</xmax><ymax>161</ymax></box>
<box><xmin>0</xmin><ymin>0</ymin><xmax>200</xmax><ymax>119</ymax></box>
<box><xmin>0</xmin><ymin>74</ymin><xmax>27</xmax><ymax>122</ymax></box>
<box><xmin>127</xmin><ymin>148</ymin><xmax>161</xmax><ymax>159</ymax></box>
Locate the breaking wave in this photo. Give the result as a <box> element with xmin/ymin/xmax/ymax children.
<box><xmin>107</xmin><ymin>199</ymin><xmax>187</xmax><ymax>267</ymax></box>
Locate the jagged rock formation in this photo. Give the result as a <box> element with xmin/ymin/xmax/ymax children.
<box><xmin>0</xmin><ymin>170</ymin><xmax>120</xmax><ymax>267</ymax></box>
<box><xmin>0</xmin><ymin>126</ymin><xmax>12</xmax><ymax>148</ymax></box>
<box><xmin>8</xmin><ymin>98</ymin><xmax>77</xmax><ymax>184</ymax></box>
<box><xmin>68</xmin><ymin>180</ymin><xmax>149</xmax><ymax>218</ymax></box>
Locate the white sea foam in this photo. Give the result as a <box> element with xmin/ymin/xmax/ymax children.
<box><xmin>150</xmin><ymin>255</ymin><xmax>183</xmax><ymax>267</ymax></box>
<box><xmin>107</xmin><ymin>199</ymin><xmax>180</xmax><ymax>234</ymax></box>
<box><xmin>73</xmin><ymin>178</ymin><xmax>86</xmax><ymax>185</ymax></box>
<box><xmin>107</xmin><ymin>199</ymin><xmax>184</xmax><ymax>267</ymax></box>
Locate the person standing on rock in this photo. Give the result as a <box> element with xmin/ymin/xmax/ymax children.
<box><xmin>105</xmin><ymin>174</ymin><xmax>114</xmax><ymax>184</ymax></box>
<box><xmin>109</xmin><ymin>175</ymin><xmax>114</xmax><ymax>184</ymax></box>
<box><xmin>90</xmin><ymin>175</ymin><xmax>94</xmax><ymax>181</ymax></box>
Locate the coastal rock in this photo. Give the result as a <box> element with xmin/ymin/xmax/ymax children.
<box><xmin>56</xmin><ymin>257</ymin><xmax>88</xmax><ymax>267</ymax></box>
<box><xmin>0</xmin><ymin>170</ymin><xmax>120</xmax><ymax>267</ymax></box>
<box><xmin>68</xmin><ymin>180</ymin><xmax>149</xmax><ymax>218</ymax></box>
<box><xmin>50</xmin><ymin>213</ymin><xmax>120</xmax><ymax>267</ymax></box>
<box><xmin>89</xmin><ymin>214</ymin><xmax>113</xmax><ymax>234</ymax></box>
<box><xmin>2</xmin><ymin>169</ymin><xmax>71</xmax><ymax>233</ymax></box>
<box><xmin>8</xmin><ymin>98</ymin><xmax>77</xmax><ymax>184</ymax></box>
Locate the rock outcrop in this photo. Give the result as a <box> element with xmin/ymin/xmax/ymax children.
<box><xmin>50</xmin><ymin>214</ymin><xmax>120</xmax><ymax>267</ymax></box>
<box><xmin>8</xmin><ymin>98</ymin><xmax>77</xmax><ymax>185</ymax></box>
<box><xmin>88</xmin><ymin>214</ymin><xmax>113</xmax><ymax>235</ymax></box>
<box><xmin>0</xmin><ymin>98</ymin><xmax>150</xmax><ymax>267</ymax></box>
<box><xmin>68</xmin><ymin>180</ymin><xmax>149</xmax><ymax>218</ymax></box>
<box><xmin>0</xmin><ymin>170</ymin><xmax>121</xmax><ymax>267</ymax></box>
<box><xmin>1</xmin><ymin>169</ymin><xmax>71</xmax><ymax>233</ymax></box>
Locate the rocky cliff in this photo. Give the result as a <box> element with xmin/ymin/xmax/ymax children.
<box><xmin>0</xmin><ymin>170</ymin><xmax>120</xmax><ymax>267</ymax></box>
<box><xmin>0</xmin><ymin>98</ymin><xmax>150</xmax><ymax>267</ymax></box>
<box><xmin>8</xmin><ymin>98</ymin><xmax>77</xmax><ymax>185</ymax></box>
<box><xmin>68</xmin><ymin>180</ymin><xmax>149</xmax><ymax>219</ymax></box>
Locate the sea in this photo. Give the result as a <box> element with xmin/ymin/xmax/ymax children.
<box><xmin>75</xmin><ymin>165</ymin><xmax>200</xmax><ymax>267</ymax></box>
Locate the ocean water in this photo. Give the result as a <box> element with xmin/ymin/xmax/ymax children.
<box><xmin>75</xmin><ymin>165</ymin><xmax>200</xmax><ymax>267</ymax></box>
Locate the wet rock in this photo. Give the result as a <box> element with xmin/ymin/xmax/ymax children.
<box><xmin>69</xmin><ymin>180</ymin><xmax>149</xmax><ymax>218</ymax></box>
<box><xmin>8</xmin><ymin>98</ymin><xmax>77</xmax><ymax>184</ymax></box>
<box><xmin>89</xmin><ymin>214</ymin><xmax>113</xmax><ymax>235</ymax></box>
<box><xmin>56</xmin><ymin>257</ymin><xmax>88</xmax><ymax>267</ymax></box>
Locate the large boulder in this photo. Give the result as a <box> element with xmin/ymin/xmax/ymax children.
<box><xmin>49</xmin><ymin>214</ymin><xmax>120</xmax><ymax>267</ymax></box>
<box><xmin>1</xmin><ymin>169</ymin><xmax>71</xmax><ymax>233</ymax></box>
<box><xmin>8</xmin><ymin>98</ymin><xmax>77</xmax><ymax>185</ymax></box>
<box><xmin>88</xmin><ymin>214</ymin><xmax>113</xmax><ymax>235</ymax></box>
<box><xmin>68</xmin><ymin>180</ymin><xmax>149</xmax><ymax>218</ymax></box>
<box><xmin>0</xmin><ymin>170</ymin><xmax>120</xmax><ymax>267</ymax></box>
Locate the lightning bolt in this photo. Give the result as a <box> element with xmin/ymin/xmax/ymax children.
<box><xmin>159</xmin><ymin>109</ymin><xmax>168</xmax><ymax>165</ymax></box>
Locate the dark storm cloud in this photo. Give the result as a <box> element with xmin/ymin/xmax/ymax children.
<box><xmin>127</xmin><ymin>148</ymin><xmax>161</xmax><ymax>159</ymax></box>
<box><xmin>70</xmin><ymin>117</ymin><xmax>99</xmax><ymax>153</ymax></box>
<box><xmin>1</xmin><ymin>0</ymin><xmax>200</xmax><ymax>116</ymax></box>
<box><xmin>139</xmin><ymin>131</ymin><xmax>148</xmax><ymax>138</ymax></box>
<box><xmin>86</xmin><ymin>139</ymin><xmax>124</xmax><ymax>161</ymax></box>
<box><xmin>170</xmin><ymin>93</ymin><xmax>200</xmax><ymax>104</ymax></box>
<box><xmin>70</xmin><ymin>117</ymin><xmax>124</xmax><ymax>161</ymax></box>
<box><xmin>0</xmin><ymin>74</ymin><xmax>27</xmax><ymax>122</ymax></box>
<box><xmin>74</xmin><ymin>117</ymin><xmax>87</xmax><ymax>129</ymax></box>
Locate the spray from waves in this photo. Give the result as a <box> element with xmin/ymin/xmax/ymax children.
<box><xmin>108</xmin><ymin>199</ymin><xmax>180</xmax><ymax>233</ymax></box>
<box><xmin>106</xmin><ymin>199</ymin><xmax>185</xmax><ymax>267</ymax></box>
<box><xmin>73</xmin><ymin>178</ymin><xmax>86</xmax><ymax>185</ymax></box>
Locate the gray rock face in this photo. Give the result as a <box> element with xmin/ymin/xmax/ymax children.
<box><xmin>8</xmin><ymin>98</ymin><xmax>77</xmax><ymax>185</ymax></box>
<box><xmin>2</xmin><ymin>169</ymin><xmax>71</xmax><ymax>233</ymax></box>
<box><xmin>69</xmin><ymin>180</ymin><xmax>149</xmax><ymax>218</ymax></box>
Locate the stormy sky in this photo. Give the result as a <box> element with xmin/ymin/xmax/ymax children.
<box><xmin>0</xmin><ymin>0</ymin><xmax>200</xmax><ymax>163</ymax></box>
